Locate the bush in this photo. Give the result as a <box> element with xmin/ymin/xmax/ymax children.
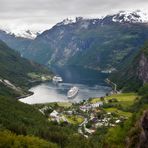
<box><xmin>138</xmin><ymin>83</ymin><xmax>148</xmax><ymax>96</ymax></box>
<box><xmin>0</xmin><ymin>130</ymin><xmax>57</xmax><ymax>148</ymax></box>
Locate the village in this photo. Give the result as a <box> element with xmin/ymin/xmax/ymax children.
<box><xmin>35</xmin><ymin>92</ymin><xmax>137</xmax><ymax>137</ymax></box>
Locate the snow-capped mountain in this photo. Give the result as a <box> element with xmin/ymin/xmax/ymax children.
<box><xmin>9</xmin><ymin>30</ymin><xmax>40</xmax><ymax>39</ymax></box>
<box><xmin>1</xmin><ymin>10</ymin><xmax>147</xmax><ymax>40</ymax></box>
<box><xmin>13</xmin><ymin>30</ymin><xmax>40</xmax><ymax>39</ymax></box>
<box><xmin>0</xmin><ymin>28</ymin><xmax>40</xmax><ymax>39</ymax></box>
<box><xmin>1</xmin><ymin>10</ymin><xmax>148</xmax><ymax>71</ymax></box>
<box><xmin>112</xmin><ymin>10</ymin><xmax>148</xmax><ymax>23</ymax></box>
<box><xmin>56</xmin><ymin>18</ymin><xmax>77</xmax><ymax>26</ymax></box>
<box><xmin>55</xmin><ymin>17</ymin><xmax>87</xmax><ymax>26</ymax></box>
<box><xmin>55</xmin><ymin>10</ymin><xmax>148</xmax><ymax>27</ymax></box>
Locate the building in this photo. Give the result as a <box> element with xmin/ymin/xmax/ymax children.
<box><xmin>50</xmin><ymin>110</ymin><xmax>59</xmax><ymax>118</ymax></box>
<box><xmin>91</xmin><ymin>102</ymin><xmax>103</xmax><ymax>108</ymax></box>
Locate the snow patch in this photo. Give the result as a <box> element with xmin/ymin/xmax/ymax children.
<box><xmin>11</xmin><ymin>30</ymin><xmax>40</xmax><ymax>39</ymax></box>
<box><xmin>56</xmin><ymin>18</ymin><xmax>77</xmax><ymax>26</ymax></box>
<box><xmin>112</xmin><ymin>10</ymin><xmax>148</xmax><ymax>23</ymax></box>
<box><xmin>0</xmin><ymin>27</ymin><xmax>40</xmax><ymax>39</ymax></box>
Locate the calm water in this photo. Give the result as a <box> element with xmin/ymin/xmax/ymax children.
<box><xmin>20</xmin><ymin>66</ymin><xmax>111</xmax><ymax>104</ymax></box>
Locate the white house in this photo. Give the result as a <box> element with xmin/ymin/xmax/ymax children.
<box><xmin>50</xmin><ymin>110</ymin><xmax>59</xmax><ymax>118</ymax></box>
<box><xmin>91</xmin><ymin>102</ymin><xmax>103</xmax><ymax>108</ymax></box>
<box><xmin>115</xmin><ymin>120</ymin><xmax>121</xmax><ymax>123</ymax></box>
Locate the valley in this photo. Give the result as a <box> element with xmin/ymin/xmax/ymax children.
<box><xmin>1</xmin><ymin>11</ymin><xmax>148</xmax><ymax>72</ymax></box>
<box><xmin>0</xmin><ymin>8</ymin><xmax>148</xmax><ymax>148</ymax></box>
<box><xmin>20</xmin><ymin>66</ymin><xmax>111</xmax><ymax>104</ymax></box>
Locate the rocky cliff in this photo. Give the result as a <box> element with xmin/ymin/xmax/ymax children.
<box><xmin>140</xmin><ymin>110</ymin><xmax>148</xmax><ymax>147</ymax></box>
<box><xmin>137</xmin><ymin>53</ymin><xmax>148</xmax><ymax>84</ymax></box>
<box><xmin>127</xmin><ymin>110</ymin><xmax>148</xmax><ymax>148</ymax></box>
<box><xmin>110</xmin><ymin>42</ymin><xmax>148</xmax><ymax>91</ymax></box>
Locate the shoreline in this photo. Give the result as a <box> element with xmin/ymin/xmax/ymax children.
<box><xmin>17</xmin><ymin>79</ymin><xmax>52</xmax><ymax>100</ymax></box>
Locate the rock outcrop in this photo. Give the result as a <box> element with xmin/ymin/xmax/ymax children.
<box><xmin>138</xmin><ymin>53</ymin><xmax>148</xmax><ymax>84</ymax></box>
<box><xmin>127</xmin><ymin>110</ymin><xmax>148</xmax><ymax>148</ymax></box>
<box><xmin>139</xmin><ymin>110</ymin><xmax>148</xmax><ymax>147</ymax></box>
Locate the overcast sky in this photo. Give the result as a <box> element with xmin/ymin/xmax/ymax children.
<box><xmin>0</xmin><ymin>0</ymin><xmax>148</xmax><ymax>32</ymax></box>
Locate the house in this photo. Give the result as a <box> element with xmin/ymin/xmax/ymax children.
<box><xmin>66</xmin><ymin>111</ymin><xmax>73</xmax><ymax>115</ymax></box>
<box><xmin>91</xmin><ymin>102</ymin><xmax>103</xmax><ymax>108</ymax></box>
<box><xmin>50</xmin><ymin>110</ymin><xmax>59</xmax><ymax>118</ymax></box>
<box><xmin>115</xmin><ymin>119</ymin><xmax>121</xmax><ymax>123</ymax></box>
<box><xmin>80</xmin><ymin>105</ymin><xmax>92</xmax><ymax>112</ymax></box>
<box><xmin>92</xmin><ymin>117</ymin><xmax>98</xmax><ymax>123</ymax></box>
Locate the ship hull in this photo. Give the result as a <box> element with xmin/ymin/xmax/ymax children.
<box><xmin>67</xmin><ymin>90</ymin><xmax>79</xmax><ymax>99</ymax></box>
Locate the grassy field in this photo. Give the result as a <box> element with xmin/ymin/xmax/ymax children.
<box><xmin>90</xmin><ymin>93</ymin><xmax>138</xmax><ymax>118</ymax></box>
<box><xmin>64</xmin><ymin>115</ymin><xmax>84</xmax><ymax>124</ymax></box>
<box><xmin>28</xmin><ymin>72</ymin><xmax>52</xmax><ymax>81</ymax></box>
<box><xmin>90</xmin><ymin>98</ymin><xmax>101</xmax><ymax>103</ymax></box>
<box><xmin>91</xmin><ymin>93</ymin><xmax>138</xmax><ymax>107</ymax></box>
<box><xmin>105</xmin><ymin>93</ymin><xmax>139</xmax><ymax>107</ymax></box>
<box><xmin>104</xmin><ymin>108</ymin><xmax>132</xmax><ymax>118</ymax></box>
<box><xmin>57</xmin><ymin>102</ymin><xmax>72</xmax><ymax>108</ymax></box>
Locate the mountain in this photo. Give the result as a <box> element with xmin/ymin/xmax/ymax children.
<box><xmin>10</xmin><ymin>29</ymin><xmax>39</xmax><ymax>39</ymax></box>
<box><xmin>0</xmin><ymin>44</ymin><xmax>90</xmax><ymax>146</ymax></box>
<box><xmin>0</xmin><ymin>40</ymin><xmax>90</xmax><ymax>148</ymax></box>
<box><xmin>0</xmin><ymin>30</ymin><xmax>32</xmax><ymax>55</ymax></box>
<box><xmin>0</xmin><ymin>40</ymin><xmax>59</xmax><ymax>147</ymax></box>
<box><xmin>0</xmin><ymin>40</ymin><xmax>53</xmax><ymax>97</ymax></box>
<box><xmin>110</xmin><ymin>41</ymin><xmax>148</xmax><ymax>91</ymax></box>
<box><xmin>0</xmin><ymin>28</ymin><xmax>39</xmax><ymax>39</ymax></box>
<box><xmin>1</xmin><ymin>10</ymin><xmax>148</xmax><ymax>148</ymax></box>
<box><xmin>19</xmin><ymin>10</ymin><xmax>148</xmax><ymax>71</ymax></box>
<box><xmin>112</xmin><ymin>10</ymin><xmax>148</xmax><ymax>23</ymax></box>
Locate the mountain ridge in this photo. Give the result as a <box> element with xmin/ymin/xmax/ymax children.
<box><xmin>0</xmin><ymin>40</ymin><xmax>53</xmax><ymax>97</ymax></box>
<box><xmin>22</xmin><ymin>10</ymin><xmax>148</xmax><ymax>71</ymax></box>
<box><xmin>110</xmin><ymin>41</ymin><xmax>148</xmax><ymax>91</ymax></box>
<box><xmin>0</xmin><ymin>10</ymin><xmax>148</xmax><ymax>72</ymax></box>
<box><xmin>1</xmin><ymin>10</ymin><xmax>148</xmax><ymax>40</ymax></box>
<box><xmin>52</xmin><ymin>10</ymin><xmax>148</xmax><ymax>27</ymax></box>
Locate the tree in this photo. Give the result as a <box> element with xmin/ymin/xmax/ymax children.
<box><xmin>138</xmin><ymin>83</ymin><xmax>148</xmax><ymax>95</ymax></box>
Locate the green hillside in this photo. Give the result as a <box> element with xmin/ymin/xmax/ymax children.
<box><xmin>0</xmin><ymin>25</ymin><xmax>147</xmax><ymax>147</ymax></box>
<box><xmin>110</xmin><ymin>41</ymin><xmax>148</xmax><ymax>92</ymax></box>
<box><xmin>0</xmin><ymin>130</ymin><xmax>57</xmax><ymax>148</ymax></box>
<box><xmin>104</xmin><ymin>84</ymin><xmax>148</xmax><ymax>148</ymax></box>
<box><xmin>0</xmin><ymin>40</ymin><xmax>53</xmax><ymax>90</ymax></box>
<box><xmin>0</xmin><ymin>40</ymin><xmax>93</xmax><ymax>147</ymax></box>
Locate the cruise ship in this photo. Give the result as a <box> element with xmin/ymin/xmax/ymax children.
<box><xmin>67</xmin><ymin>87</ymin><xmax>79</xmax><ymax>99</ymax></box>
<box><xmin>52</xmin><ymin>76</ymin><xmax>63</xmax><ymax>83</ymax></box>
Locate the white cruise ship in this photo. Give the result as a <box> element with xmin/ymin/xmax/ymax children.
<box><xmin>67</xmin><ymin>87</ymin><xmax>79</xmax><ymax>99</ymax></box>
<box><xmin>52</xmin><ymin>76</ymin><xmax>63</xmax><ymax>83</ymax></box>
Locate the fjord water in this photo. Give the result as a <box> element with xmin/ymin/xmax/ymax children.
<box><xmin>20</xmin><ymin>66</ymin><xmax>111</xmax><ymax>104</ymax></box>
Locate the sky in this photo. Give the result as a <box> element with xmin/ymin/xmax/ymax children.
<box><xmin>0</xmin><ymin>0</ymin><xmax>148</xmax><ymax>33</ymax></box>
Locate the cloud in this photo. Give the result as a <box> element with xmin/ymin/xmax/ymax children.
<box><xmin>0</xmin><ymin>0</ymin><xmax>148</xmax><ymax>32</ymax></box>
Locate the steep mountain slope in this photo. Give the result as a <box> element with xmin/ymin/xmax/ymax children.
<box><xmin>110</xmin><ymin>41</ymin><xmax>148</xmax><ymax>91</ymax></box>
<box><xmin>104</xmin><ymin>84</ymin><xmax>148</xmax><ymax>148</ymax></box>
<box><xmin>0</xmin><ymin>40</ymin><xmax>59</xmax><ymax>147</ymax></box>
<box><xmin>0</xmin><ymin>30</ymin><xmax>32</xmax><ymax>54</ymax></box>
<box><xmin>0</xmin><ymin>40</ymin><xmax>90</xmax><ymax>148</ymax></box>
<box><xmin>112</xmin><ymin>10</ymin><xmax>148</xmax><ymax>23</ymax></box>
<box><xmin>0</xmin><ymin>40</ymin><xmax>53</xmax><ymax>95</ymax></box>
<box><xmin>8</xmin><ymin>29</ymin><xmax>39</xmax><ymax>39</ymax></box>
<box><xmin>23</xmin><ymin>10</ymin><xmax>148</xmax><ymax>71</ymax></box>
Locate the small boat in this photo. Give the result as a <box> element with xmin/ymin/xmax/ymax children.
<box><xmin>52</xmin><ymin>76</ymin><xmax>63</xmax><ymax>83</ymax></box>
<box><xmin>67</xmin><ymin>87</ymin><xmax>79</xmax><ymax>99</ymax></box>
